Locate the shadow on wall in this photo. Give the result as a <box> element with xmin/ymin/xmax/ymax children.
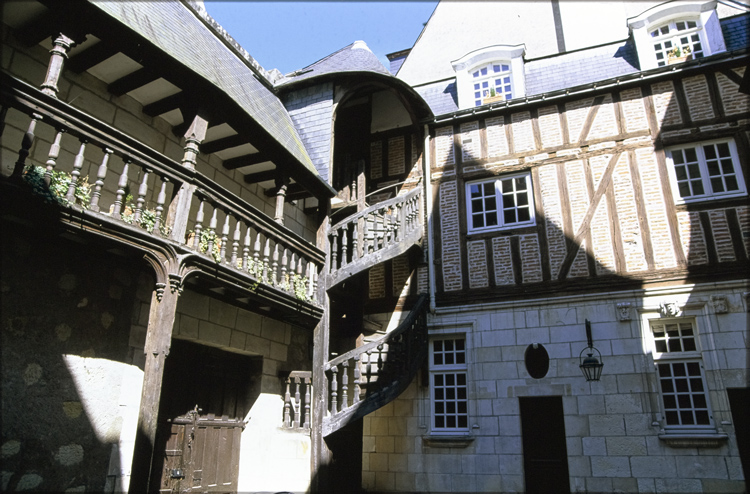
<box><xmin>1</xmin><ymin>186</ymin><xmax>146</xmax><ymax>492</ymax></box>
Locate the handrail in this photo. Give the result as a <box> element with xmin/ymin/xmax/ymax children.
<box><xmin>325</xmin><ymin>294</ymin><xmax>427</xmax><ymax>371</ymax></box>
<box><xmin>321</xmin><ymin>294</ymin><xmax>429</xmax><ymax>437</ymax></box>
<box><xmin>2</xmin><ymin>71</ymin><xmax>323</xmax><ymax>305</ymax></box>
<box><xmin>330</xmin><ymin>186</ymin><xmax>421</xmax><ymax>232</ymax></box>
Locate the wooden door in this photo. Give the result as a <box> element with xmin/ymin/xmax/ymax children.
<box><xmin>154</xmin><ymin>408</ymin><xmax>244</xmax><ymax>493</ymax></box>
<box><xmin>151</xmin><ymin>339</ymin><xmax>261</xmax><ymax>493</ymax></box>
<box><xmin>727</xmin><ymin>388</ymin><xmax>750</xmax><ymax>481</ymax></box>
<box><xmin>519</xmin><ymin>396</ymin><xmax>570</xmax><ymax>494</ymax></box>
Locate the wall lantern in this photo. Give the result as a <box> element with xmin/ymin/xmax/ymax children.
<box><xmin>579</xmin><ymin>319</ymin><xmax>604</xmax><ymax>382</ymax></box>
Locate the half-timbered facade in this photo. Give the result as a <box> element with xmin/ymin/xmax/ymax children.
<box><xmin>362</xmin><ymin>1</ymin><xmax>750</xmax><ymax>493</ymax></box>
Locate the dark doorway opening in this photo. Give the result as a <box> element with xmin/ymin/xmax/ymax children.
<box><xmin>519</xmin><ymin>396</ymin><xmax>570</xmax><ymax>494</ymax></box>
<box><xmin>324</xmin><ymin>418</ymin><xmax>364</xmax><ymax>494</ymax></box>
<box><xmin>727</xmin><ymin>387</ymin><xmax>750</xmax><ymax>481</ymax></box>
<box><xmin>150</xmin><ymin>338</ymin><xmax>263</xmax><ymax>493</ymax></box>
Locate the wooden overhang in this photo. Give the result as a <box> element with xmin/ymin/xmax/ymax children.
<box><xmin>8</xmin><ymin>0</ymin><xmax>336</xmax><ymax>202</ymax></box>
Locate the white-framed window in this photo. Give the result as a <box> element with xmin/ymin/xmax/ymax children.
<box><xmin>466</xmin><ymin>173</ymin><xmax>535</xmax><ymax>233</ymax></box>
<box><xmin>430</xmin><ymin>336</ymin><xmax>469</xmax><ymax>432</ymax></box>
<box><xmin>649</xmin><ymin>18</ymin><xmax>705</xmax><ymax>66</ymax></box>
<box><xmin>665</xmin><ymin>139</ymin><xmax>746</xmax><ymax>203</ymax></box>
<box><xmin>649</xmin><ymin>318</ymin><xmax>714</xmax><ymax>430</ymax></box>
<box><xmin>627</xmin><ymin>1</ymin><xmax>727</xmax><ymax>71</ymax></box>
<box><xmin>451</xmin><ymin>44</ymin><xmax>526</xmax><ymax>110</ymax></box>
<box><xmin>471</xmin><ymin>62</ymin><xmax>513</xmax><ymax>107</ymax></box>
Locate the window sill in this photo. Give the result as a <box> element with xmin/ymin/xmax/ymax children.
<box><xmin>658</xmin><ymin>432</ymin><xmax>728</xmax><ymax>448</ymax></box>
<box><xmin>423</xmin><ymin>434</ymin><xmax>475</xmax><ymax>448</ymax></box>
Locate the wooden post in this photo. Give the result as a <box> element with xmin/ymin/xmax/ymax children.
<box><xmin>167</xmin><ymin>116</ymin><xmax>207</xmax><ymax>243</ymax></box>
<box><xmin>41</xmin><ymin>33</ymin><xmax>76</xmax><ymax>97</ymax></box>
<box><xmin>311</xmin><ymin>203</ymin><xmax>332</xmax><ymax>493</ymax></box>
<box><xmin>274</xmin><ymin>174</ymin><xmax>289</xmax><ymax>225</ymax></box>
<box><xmin>129</xmin><ymin>278</ymin><xmax>180</xmax><ymax>492</ymax></box>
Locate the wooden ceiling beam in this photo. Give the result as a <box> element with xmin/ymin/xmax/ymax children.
<box><xmin>243</xmin><ymin>169</ymin><xmax>278</xmax><ymax>184</ymax></box>
<box><xmin>142</xmin><ymin>91</ymin><xmax>188</xmax><ymax>117</ymax></box>
<box><xmin>67</xmin><ymin>40</ymin><xmax>119</xmax><ymax>73</ymax></box>
<box><xmin>264</xmin><ymin>182</ymin><xmax>306</xmax><ymax>198</ymax></box>
<box><xmin>200</xmin><ymin>134</ymin><xmax>249</xmax><ymax>154</ymax></box>
<box><xmin>13</xmin><ymin>10</ymin><xmax>63</xmax><ymax>46</ymax></box>
<box><xmin>108</xmin><ymin>67</ymin><xmax>161</xmax><ymax>96</ymax></box>
<box><xmin>225</xmin><ymin>153</ymin><xmax>270</xmax><ymax>170</ymax></box>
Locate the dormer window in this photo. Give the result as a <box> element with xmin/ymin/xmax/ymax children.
<box><xmin>471</xmin><ymin>62</ymin><xmax>513</xmax><ymax>107</ymax></box>
<box><xmin>649</xmin><ymin>18</ymin><xmax>704</xmax><ymax>66</ymax></box>
<box><xmin>452</xmin><ymin>45</ymin><xmax>525</xmax><ymax>110</ymax></box>
<box><xmin>628</xmin><ymin>0</ymin><xmax>726</xmax><ymax>71</ymax></box>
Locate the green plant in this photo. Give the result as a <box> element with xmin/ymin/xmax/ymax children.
<box><xmin>187</xmin><ymin>229</ymin><xmax>222</xmax><ymax>263</ymax></box>
<box><xmin>292</xmin><ymin>274</ymin><xmax>311</xmax><ymax>302</ymax></box>
<box><xmin>668</xmin><ymin>45</ymin><xmax>691</xmax><ymax>58</ymax></box>
<box><xmin>23</xmin><ymin>165</ymin><xmax>91</xmax><ymax>208</ymax></box>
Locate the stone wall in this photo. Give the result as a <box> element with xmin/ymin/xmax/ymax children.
<box><xmin>363</xmin><ymin>283</ymin><xmax>748</xmax><ymax>493</ymax></box>
<box><xmin>1</xmin><ymin>214</ymin><xmax>143</xmax><ymax>492</ymax></box>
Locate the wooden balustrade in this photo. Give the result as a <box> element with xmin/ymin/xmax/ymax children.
<box><xmin>2</xmin><ymin>72</ymin><xmax>323</xmax><ymax>305</ymax></box>
<box><xmin>322</xmin><ymin>294</ymin><xmax>429</xmax><ymax>437</ymax></box>
<box><xmin>326</xmin><ymin>186</ymin><xmax>423</xmax><ymax>288</ymax></box>
<box><xmin>283</xmin><ymin>371</ymin><xmax>312</xmax><ymax>432</ymax></box>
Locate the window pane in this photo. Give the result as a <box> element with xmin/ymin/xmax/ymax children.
<box><xmin>517</xmin><ymin>208</ymin><xmax>531</xmax><ymax>222</ymax></box>
<box><xmin>486</xmin><ymin>212</ymin><xmax>498</xmax><ymax>226</ymax></box>
<box><xmin>695</xmin><ymin>411</ymin><xmax>710</xmax><ymax>425</ymax></box>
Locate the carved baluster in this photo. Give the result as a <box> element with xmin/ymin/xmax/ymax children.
<box><xmin>377</xmin><ymin>343</ymin><xmax>385</xmax><ymax>377</ymax></box>
<box><xmin>362</xmin><ymin>214</ymin><xmax>371</xmax><ymax>255</ymax></box>
<box><xmin>281</xmin><ymin>248</ymin><xmax>289</xmax><ymax>290</ymax></box>
<box><xmin>293</xmin><ymin>376</ymin><xmax>301</xmax><ymax>429</ymax></box>
<box><xmin>352</xmin><ymin>221</ymin><xmax>359</xmax><ymax>262</ymax></box>
<box><xmin>342</xmin><ymin>226</ymin><xmax>350</xmax><ymax>267</ymax></box>
<box><xmin>353</xmin><ymin>354</ymin><xmax>361</xmax><ymax>403</ymax></box>
<box><xmin>151</xmin><ymin>175</ymin><xmax>168</xmax><ymax>234</ymax></box>
<box><xmin>270</xmin><ymin>243</ymin><xmax>279</xmax><ymax>286</ymax></box>
<box><xmin>283</xmin><ymin>378</ymin><xmax>292</xmax><ymax>428</ymax></box>
<box><xmin>88</xmin><ymin>147</ymin><xmax>112</xmax><ymax>212</ymax></box>
<box><xmin>262</xmin><ymin>237</ymin><xmax>271</xmax><ymax>282</ymax></box>
<box><xmin>253</xmin><ymin>232</ymin><xmax>262</xmax><ymax>277</ymax></box>
<box><xmin>192</xmin><ymin>198</ymin><xmax>205</xmax><ymax>250</ymax></box>
<box><xmin>220</xmin><ymin>213</ymin><xmax>230</xmax><ymax>262</ymax></box>
<box><xmin>330</xmin><ymin>366</ymin><xmax>338</xmax><ymax>415</ymax></box>
<box><xmin>206</xmin><ymin>205</ymin><xmax>218</xmax><ymax>257</ymax></box>
<box><xmin>231</xmin><ymin>220</ymin><xmax>241</xmax><ymax>268</ymax></box>
<box><xmin>330</xmin><ymin>230</ymin><xmax>338</xmax><ymax>271</ymax></box>
<box><xmin>242</xmin><ymin>223</ymin><xmax>251</xmax><ymax>271</ymax></box>
<box><xmin>310</xmin><ymin>265</ymin><xmax>318</xmax><ymax>300</ymax></box>
<box><xmin>133</xmin><ymin>169</ymin><xmax>150</xmax><ymax>223</ymax></box>
<box><xmin>112</xmin><ymin>161</ymin><xmax>130</xmax><ymax>219</ymax></box>
<box><xmin>303</xmin><ymin>376</ymin><xmax>311</xmax><ymax>430</ymax></box>
<box><xmin>341</xmin><ymin>360</ymin><xmax>349</xmax><ymax>410</ymax></box>
<box><xmin>65</xmin><ymin>139</ymin><xmax>87</xmax><ymax>204</ymax></box>
<box><xmin>12</xmin><ymin>113</ymin><xmax>42</xmax><ymax>179</ymax></box>
<box><xmin>365</xmin><ymin>349</ymin><xmax>373</xmax><ymax>389</ymax></box>
<box><xmin>43</xmin><ymin>128</ymin><xmax>65</xmax><ymax>187</ymax></box>
<box><xmin>398</xmin><ymin>202</ymin><xmax>406</xmax><ymax>241</ymax></box>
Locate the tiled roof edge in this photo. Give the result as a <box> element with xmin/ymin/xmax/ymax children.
<box><xmin>180</xmin><ymin>0</ymin><xmax>281</xmax><ymax>87</ymax></box>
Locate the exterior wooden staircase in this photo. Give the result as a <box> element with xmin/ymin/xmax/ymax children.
<box><xmin>322</xmin><ymin>294</ymin><xmax>428</xmax><ymax>436</ymax></box>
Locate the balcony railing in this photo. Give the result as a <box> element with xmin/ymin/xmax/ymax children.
<box><xmin>325</xmin><ymin>185</ymin><xmax>423</xmax><ymax>289</ymax></box>
<box><xmin>321</xmin><ymin>294</ymin><xmax>428</xmax><ymax>437</ymax></box>
<box><xmin>2</xmin><ymin>72</ymin><xmax>323</xmax><ymax>308</ymax></box>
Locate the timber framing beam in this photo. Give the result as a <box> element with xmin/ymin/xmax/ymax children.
<box><xmin>225</xmin><ymin>153</ymin><xmax>270</xmax><ymax>170</ymax></box>
<box><xmin>142</xmin><ymin>91</ymin><xmax>187</xmax><ymax>117</ymax></box>
<box><xmin>243</xmin><ymin>169</ymin><xmax>278</xmax><ymax>184</ymax></box>
<box><xmin>67</xmin><ymin>40</ymin><xmax>119</xmax><ymax>73</ymax></box>
<box><xmin>200</xmin><ymin>134</ymin><xmax>250</xmax><ymax>154</ymax></box>
<box><xmin>108</xmin><ymin>67</ymin><xmax>162</xmax><ymax>96</ymax></box>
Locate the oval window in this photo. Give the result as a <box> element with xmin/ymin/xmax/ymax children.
<box><xmin>524</xmin><ymin>344</ymin><xmax>549</xmax><ymax>379</ymax></box>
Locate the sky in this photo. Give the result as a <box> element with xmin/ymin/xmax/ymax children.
<box><xmin>204</xmin><ymin>1</ymin><xmax>439</xmax><ymax>75</ymax></box>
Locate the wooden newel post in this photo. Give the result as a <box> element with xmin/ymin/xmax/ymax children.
<box><xmin>41</xmin><ymin>33</ymin><xmax>76</xmax><ymax>97</ymax></box>
<box><xmin>167</xmin><ymin>116</ymin><xmax>207</xmax><ymax>243</ymax></box>
<box><xmin>130</xmin><ymin>272</ymin><xmax>181</xmax><ymax>492</ymax></box>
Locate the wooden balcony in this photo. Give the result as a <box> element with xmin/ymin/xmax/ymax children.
<box><xmin>1</xmin><ymin>72</ymin><xmax>324</xmax><ymax>327</ymax></box>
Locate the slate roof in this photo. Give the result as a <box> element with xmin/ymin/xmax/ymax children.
<box><xmin>88</xmin><ymin>1</ymin><xmax>319</xmax><ymax>179</ymax></box>
<box><xmin>277</xmin><ymin>41</ymin><xmax>391</xmax><ymax>86</ymax></box>
<box><xmin>416</xmin><ymin>15</ymin><xmax>748</xmax><ymax>117</ymax></box>
<box><xmin>722</xmin><ymin>13</ymin><xmax>750</xmax><ymax>52</ymax></box>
